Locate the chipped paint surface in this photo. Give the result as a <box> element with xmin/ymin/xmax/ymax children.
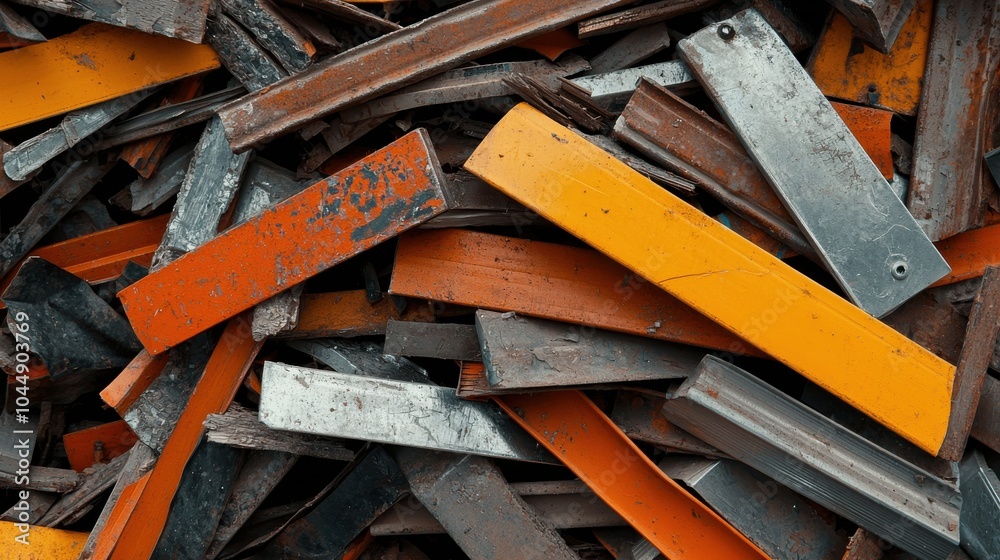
<box><xmin>119</xmin><ymin>130</ymin><xmax>448</xmax><ymax>354</ymax></box>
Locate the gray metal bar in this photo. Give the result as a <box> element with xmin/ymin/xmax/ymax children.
<box><xmin>569</xmin><ymin>60</ymin><xmax>695</xmax><ymax>104</ymax></box>
<box><xmin>678</xmin><ymin>9</ymin><xmax>949</xmax><ymax>317</ymax></box>
<box><xmin>585</xmin><ymin>23</ymin><xmax>671</xmax><ymax>75</ymax></box>
<box><xmin>661</xmin><ymin>356</ymin><xmax>961</xmax><ymax>560</ymax></box>
<box><xmin>476</xmin><ymin>310</ymin><xmax>697</xmax><ymax>391</ymax></box>
<box><xmin>384</xmin><ymin>320</ymin><xmax>482</xmax><ymax>361</ymax></box>
<box><xmin>259</xmin><ymin>362</ymin><xmax>556</xmax><ymax>464</ymax></box>
<box><xmin>959</xmin><ymin>450</ymin><xmax>1000</xmax><ymax>560</ymax></box>
<box><xmin>285</xmin><ymin>338</ymin><xmax>429</xmax><ymax>383</ymax></box>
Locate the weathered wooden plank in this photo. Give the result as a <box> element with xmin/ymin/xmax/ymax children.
<box><xmin>389</xmin><ymin>228</ymin><xmax>760</xmax><ymax>356</ymax></box>
<box><xmin>465</xmin><ymin>102</ymin><xmax>956</xmax><ymax>454</ymax></box>
<box><xmin>0</xmin><ymin>466</ymin><xmax>79</xmax><ymax>493</ymax></box>
<box><xmin>38</xmin><ymin>451</ymin><xmax>130</xmax><ymax>528</ymax></box>
<box><xmin>383</xmin><ymin>320</ymin><xmax>481</xmax><ymax>361</ymax></box>
<box><xmin>0</xmin><ymin>23</ymin><xmax>219</xmax><ymax>132</ymax></box>
<box><xmin>203</xmin><ymin>450</ymin><xmax>298</xmax><ymax>559</ymax></box>
<box><xmin>477</xmin><ymin>310</ymin><xmax>697</xmax><ymax>392</ymax></box>
<box><xmin>203</xmin><ymin>403</ymin><xmax>353</xmax><ymax>461</ymax></box>
<box><xmin>393</xmin><ymin>449</ymin><xmax>578</xmax><ymax>560</ymax></box>
<box><xmin>119</xmin><ymin>129</ymin><xmax>449</xmax><ymax>355</ymax></box>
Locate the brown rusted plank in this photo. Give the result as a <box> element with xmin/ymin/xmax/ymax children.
<box><xmin>281</xmin><ymin>290</ymin><xmax>436</xmax><ymax>339</ymax></box>
<box><xmin>120</xmin><ymin>77</ymin><xmax>204</xmax><ymax>179</ymax></box>
<box><xmin>119</xmin><ymin>130</ymin><xmax>448</xmax><ymax>355</ymax></box>
<box><xmin>907</xmin><ymin>0</ymin><xmax>1000</xmax><ymax>241</ymax></box>
<box><xmin>972</xmin><ymin>374</ymin><xmax>1000</xmax><ymax>454</ymax></box>
<box><xmin>217</xmin><ymin>0</ymin><xmax>634</xmax><ymax>151</ymax></box>
<box><xmin>939</xmin><ymin>267</ymin><xmax>1000</xmax><ymax>461</ymax></box>
<box><xmin>577</xmin><ymin>0</ymin><xmax>720</xmax><ymax>38</ymax></box>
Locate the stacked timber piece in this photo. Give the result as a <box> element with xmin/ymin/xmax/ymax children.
<box><xmin>1</xmin><ymin>0</ymin><xmax>1000</xmax><ymax>558</ymax></box>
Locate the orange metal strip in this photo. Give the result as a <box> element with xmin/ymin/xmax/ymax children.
<box><xmin>494</xmin><ymin>391</ymin><xmax>767</xmax><ymax>559</ymax></box>
<box><xmin>119</xmin><ymin>130</ymin><xmax>448</xmax><ymax>355</ymax></box>
<box><xmin>807</xmin><ymin>0</ymin><xmax>931</xmax><ymax>116</ymax></box>
<box><xmin>90</xmin><ymin>471</ymin><xmax>152</xmax><ymax>560</ymax></box>
<box><xmin>931</xmin><ymin>224</ymin><xmax>1000</xmax><ymax>287</ymax></box>
<box><xmin>389</xmin><ymin>228</ymin><xmax>762</xmax><ymax>357</ymax></box>
<box><xmin>287</xmin><ymin>290</ymin><xmax>436</xmax><ymax>339</ymax></box>
<box><xmin>831</xmin><ymin>101</ymin><xmax>894</xmax><ymax>180</ymax></box>
<box><xmin>0</xmin><ymin>214</ymin><xmax>169</xmax><ymax>307</ymax></box>
<box><xmin>63</xmin><ymin>420</ymin><xmax>138</xmax><ymax>472</ymax></box>
<box><xmin>100</xmin><ymin>350</ymin><xmax>170</xmax><ymax>416</ymax></box>
<box><xmin>516</xmin><ymin>27</ymin><xmax>586</xmax><ymax>61</ymax></box>
<box><xmin>0</xmin><ymin>23</ymin><xmax>219</xmax><ymax>132</ymax></box>
<box><xmin>107</xmin><ymin>315</ymin><xmax>263</xmax><ymax>560</ymax></box>
<box><xmin>120</xmin><ymin>76</ymin><xmax>204</xmax><ymax>178</ymax></box>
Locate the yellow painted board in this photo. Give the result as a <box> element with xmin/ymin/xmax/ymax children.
<box><xmin>0</xmin><ymin>23</ymin><xmax>220</xmax><ymax>133</ymax></box>
<box><xmin>465</xmin><ymin>103</ymin><xmax>955</xmax><ymax>455</ymax></box>
<box><xmin>0</xmin><ymin>522</ymin><xmax>88</xmax><ymax>559</ymax></box>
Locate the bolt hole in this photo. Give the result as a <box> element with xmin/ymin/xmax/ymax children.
<box><xmin>891</xmin><ymin>261</ymin><xmax>909</xmax><ymax>280</ymax></box>
<box><xmin>718</xmin><ymin>24</ymin><xmax>735</xmax><ymax>41</ymax></box>
<box><xmin>868</xmin><ymin>85</ymin><xmax>877</xmax><ymax>93</ymax></box>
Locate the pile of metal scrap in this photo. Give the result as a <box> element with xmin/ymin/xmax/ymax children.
<box><xmin>2</xmin><ymin>0</ymin><xmax>1000</xmax><ymax>558</ymax></box>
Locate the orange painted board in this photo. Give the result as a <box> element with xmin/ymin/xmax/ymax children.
<box><xmin>0</xmin><ymin>522</ymin><xmax>88</xmax><ymax>559</ymax></box>
<box><xmin>0</xmin><ymin>23</ymin><xmax>219</xmax><ymax>132</ymax></box>
<box><xmin>0</xmin><ymin>214</ymin><xmax>169</xmax><ymax>309</ymax></box>
<box><xmin>119</xmin><ymin>129</ymin><xmax>449</xmax><ymax>355</ymax></box>
<box><xmin>285</xmin><ymin>289</ymin><xmax>436</xmax><ymax>339</ymax></box>
<box><xmin>495</xmin><ymin>391</ymin><xmax>767</xmax><ymax>559</ymax></box>
<box><xmin>63</xmin><ymin>420</ymin><xmax>138</xmax><ymax>472</ymax></box>
<box><xmin>389</xmin><ymin>228</ymin><xmax>763</xmax><ymax>357</ymax></box>
<box><xmin>107</xmin><ymin>316</ymin><xmax>263</xmax><ymax>560</ymax></box>
<box><xmin>931</xmin><ymin>223</ymin><xmax>1000</xmax><ymax>287</ymax></box>
<box><xmin>831</xmin><ymin>101</ymin><xmax>894</xmax><ymax>180</ymax></box>
<box><xmin>90</xmin><ymin>471</ymin><xmax>151</xmax><ymax>560</ymax></box>
<box><xmin>807</xmin><ymin>0</ymin><xmax>931</xmax><ymax>116</ymax></box>
<box><xmin>100</xmin><ymin>350</ymin><xmax>170</xmax><ymax>416</ymax></box>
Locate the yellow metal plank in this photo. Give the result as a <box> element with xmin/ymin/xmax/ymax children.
<box><xmin>464</xmin><ymin>103</ymin><xmax>955</xmax><ymax>455</ymax></box>
<box><xmin>0</xmin><ymin>522</ymin><xmax>88</xmax><ymax>559</ymax></box>
<box><xmin>0</xmin><ymin>23</ymin><xmax>220</xmax><ymax>133</ymax></box>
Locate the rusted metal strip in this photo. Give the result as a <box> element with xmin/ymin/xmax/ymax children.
<box><xmin>0</xmin><ymin>23</ymin><xmax>219</xmax><ymax>133</ymax></box>
<box><xmin>280</xmin><ymin>290</ymin><xmax>436</xmax><ymax>339</ymax></box>
<box><xmin>389</xmin><ymin>228</ymin><xmax>761</xmax><ymax>356</ymax></box>
<box><xmin>100</xmin><ymin>350</ymin><xmax>169</xmax><ymax>416</ymax></box>
<box><xmin>660</xmin><ymin>456</ymin><xmax>846</xmax><ymax>560</ymax></box>
<box><xmin>807</xmin><ymin>0</ymin><xmax>931</xmax><ymax>116</ymax></box>
<box><xmin>392</xmin><ymin>449</ymin><xmax>578</xmax><ymax>560</ymax></box>
<box><xmin>831</xmin><ymin>101</ymin><xmax>894</xmax><ymax>180</ymax></box>
<box><xmin>584</xmin><ymin>22</ymin><xmax>671</xmax><ymax>74</ymax></box>
<box><xmin>63</xmin><ymin>420</ymin><xmax>137</xmax><ymax>473</ymax></box>
<box><xmin>465</xmin><ymin>102</ymin><xmax>956</xmax><ymax>454</ymax></box>
<box><xmin>476</xmin><ymin>310</ymin><xmax>697</xmax><ymax>392</ymax></box>
<box><xmin>0</xmin><ymin>214</ymin><xmax>168</xmax><ymax>305</ymax></box>
<box><xmin>907</xmin><ymin>0</ymin><xmax>1000</xmax><ymax>241</ymax></box>
<box><xmin>494</xmin><ymin>390</ymin><xmax>767</xmax><ymax>559</ymax></box>
<box><xmin>825</xmin><ymin>0</ymin><xmax>915</xmax><ymax>52</ymax></box>
<box><xmin>107</xmin><ymin>316</ymin><xmax>263</xmax><ymax>560</ymax></box>
<box><xmin>931</xmin><ymin>224</ymin><xmax>1000</xmax><ymax>287</ymax></box>
<box><xmin>120</xmin><ymin>77</ymin><xmax>204</xmax><ymax>179</ymax></box>
<box><xmin>577</xmin><ymin>0</ymin><xmax>720</xmax><ymax>38</ymax></box>
<box><xmin>661</xmin><ymin>356</ymin><xmax>961</xmax><ymax>559</ymax></box>
<box><xmin>260</xmin><ymin>362</ymin><xmax>555</xmax><ymax>463</ymax></box>
<box><xmin>217</xmin><ymin>0</ymin><xmax>634</xmax><ymax>151</ymax></box>
<box><xmin>938</xmin><ymin>267</ymin><xmax>1000</xmax><ymax>461</ymax></box>
<box><xmin>516</xmin><ymin>27</ymin><xmax>586</xmax><ymax>61</ymax></box>
<box><xmin>5</xmin><ymin>0</ymin><xmax>212</xmax><ymax>42</ymax></box>
<box><xmin>119</xmin><ymin>129</ymin><xmax>448</xmax><ymax>355</ymax></box>
<box><xmin>614</xmin><ymin>80</ymin><xmax>814</xmax><ymax>259</ymax></box>
<box><xmin>678</xmin><ymin>9</ymin><xmax>950</xmax><ymax>317</ymax></box>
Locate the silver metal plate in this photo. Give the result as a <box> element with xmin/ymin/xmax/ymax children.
<box><xmin>678</xmin><ymin>9</ymin><xmax>950</xmax><ymax>317</ymax></box>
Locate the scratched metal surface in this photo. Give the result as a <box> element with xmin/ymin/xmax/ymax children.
<box><xmin>679</xmin><ymin>9</ymin><xmax>949</xmax><ymax>317</ymax></box>
<box><xmin>259</xmin><ymin>362</ymin><xmax>556</xmax><ymax>464</ymax></box>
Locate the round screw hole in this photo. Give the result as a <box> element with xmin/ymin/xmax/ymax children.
<box><xmin>868</xmin><ymin>84</ymin><xmax>877</xmax><ymax>93</ymax></box>
<box><xmin>718</xmin><ymin>24</ymin><xmax>735</xmax><ymax>41</ymax></box>
<box><xmin>891</xmin><ymin>261</ymin><xmax>909</xmax><ymax>280</ymax></box>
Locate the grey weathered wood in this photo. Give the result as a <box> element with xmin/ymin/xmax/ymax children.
<box><xmin>3</xmin><ymin>91</ymin><xmax>152</xmax><ymax>181</ymax></box>
<box><xmin>0</xmin><ymin>465</ymin><xmax>78</xmax><ymax>493</ymax></box>
<box><xmin>203</xmin><ymin>404</ymin><xmax>354</xmax><ymax>461</ymax></box>
<box><xmin>384</xmin><ymin>320</ymin><xmax>481</xmax><ymax>361</ymax></box>
<box><xmin>151</xmin><ymin>115</ymin><xmax>251</xmax><ymax>270</ymax></box>
<box><xmin>252</xmin><ymin>283</ymin><xmax>304</xmax><ymax>340</ymax></box>
<box><xmin>0</xmin><ymin>159</ymin><xmax>111</xmax><ymax>278</ymax></box>
<box><xmin>204</xmin><ymin>450</ymin><xmax>299</xmax><ymax>559</ymax></box>
<box><xmin>392</xmin><ymin>449</ymin><xmax>579</xmax><ymax>560</ymax></box>
<box><xmin>0</xmin><ymin>406</ymin><xmax>39</xmax><ymax>478</ymax></box>
<box><xmin>124</xmin><ymin>335</ymin><xmax>214</xmax><ymax>453</ymax></box>
<box><xmin>207</xmin><ymin>11</ymin><xmax>287</xmax><ymax>92</ymax></box>
<box><xmin>0</xmin><ymin>490</ymin><xmax>57</xmax><ymax>524</ymax></box>
<box><xmin>152</xmin><ymin>440</ymin><xmax>243</xmax><ymax>560</ymax></box>
<box><xmin>220</xmin><ymin>0</ymin><xmax>314</xmax><ymax>73</ymax></box>
<box><xmin>79</xmin><ymin>442</ymin><xmax>157</xmax><ymax>560</ymax></box>
<box><xmin>611</xmin><ymin>390</ymin><xmax>723</xmax><ymax>456</ymax></box>
<box><xmin>476</xmin><ymin>310</ymin><xmax>699</xmax><ymax>391</ymax></box>
<box><xmin>0</xmin><ymin>2</ymin><xmax>45</xmax><ymax>41</ymax></box>
<box><xmin>37</xmin><ymin>450</ymin><xmax>130</xmax><ymax>527</ymax></box>
<box><xmin>5</xmin><ymin>0</ymin><xmax>212</xmax><ymax>42</ymax></box>
<box><xmin>585</xmin><ymin>23</ymin><xmax>671</xmax><ymax>75</ymax></box>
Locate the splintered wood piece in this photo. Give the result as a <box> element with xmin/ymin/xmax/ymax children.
<box><xmin>119</xmin><ymin>130</ymin><xmax>449</xmax><ymax>355</ymax></box>
<box><xmin>203</xmin><ymin>403</ymin><xmax>354</xmax><ymax>461</ymax></box>
<box><xmin>106</xmin><ymin>316</ymin><xmax>262</xmax><ymax>560</ymax></box>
